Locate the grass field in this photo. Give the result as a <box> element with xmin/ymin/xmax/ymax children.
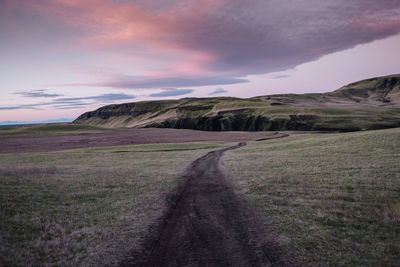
<box><xmin>0</xmin><ymin>124</ymin><xmax>114</xmax><ymax>138</ymax></box>
<box><xmin>225</xmin><ymin>128</ymin><xmax>400</xmax><ymax>265</ymax></box>
<box><xmin>0</xmin><ymin>142</ymin><xmax>226</xmax><ymax>266</ymax></box>
<box><xmin>1</xmin><ymin>127</ymin><xmax>399</xmax><ymax>265</ymax></box>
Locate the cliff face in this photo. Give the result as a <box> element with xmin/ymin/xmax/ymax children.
<box><xmin>74</xmin><ymin>74</ymin><xmax>400</xmax><ymax>132</ymax></box>
<box><xmin>144</xmin><ymin>114</ymin><xmax>319</xmax><ymax>131</ymax></box>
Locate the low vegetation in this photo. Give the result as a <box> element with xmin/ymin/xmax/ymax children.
<box><xmin>74</xmin><ymin>74</ymin><xmax>400</xmax><ymax>132</ymax></box>
<box><xmin>224</xmin><ymin>128</ymin><xmax>400</xmax><ymax>265</ymax></box>
<box><xmin>0</xmin><ymin>124</ymin><xmax>114</xmax><ymax>138</ymax></box>
<box><xmin>0</xmin><ymin>142</ymin><xmax>226</xmax><ymax>266</ymax></box>
<box><xmin>1</xmin><ymin>125</ymin><xmax>399</xmax><ymax>265</ymax></box>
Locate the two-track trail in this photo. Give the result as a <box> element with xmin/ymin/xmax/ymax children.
<box><xmin>122</xmin><ymin>138</ymin><xmax>288</xmax><ymax>267</ymax></box>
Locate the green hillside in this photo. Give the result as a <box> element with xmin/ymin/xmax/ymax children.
<box><xmin>74</xmin><ymin>74</ymin><xmax>400</xmax><ymax>131</ymax></box>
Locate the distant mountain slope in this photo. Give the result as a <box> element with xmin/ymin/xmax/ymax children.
<box><xmin>74</xmin><ymin>74</ymin><xmax>400</xmax><ymax>131</ymax></box>
<box><xmin>331</xmin><ymin>74</ymin><xmax>400</xmax><ymax>105</ymax></box>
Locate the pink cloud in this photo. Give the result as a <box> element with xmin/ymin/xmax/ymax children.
<box><xmin>4</xmin><ymin>0</ymin><xmax>400</xmax><ymax>86</ymax></box>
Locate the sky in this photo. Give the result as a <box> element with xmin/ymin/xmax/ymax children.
<box><xmin>1</xmin><ymin>0</ymin><xmax>400</xmax><ymax>123</ymax></box>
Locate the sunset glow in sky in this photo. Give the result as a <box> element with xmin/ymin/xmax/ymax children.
<box><xmin>1</xmin><ymin>0</ymin><xmax>400</xmax><ymax>123</ymax></box>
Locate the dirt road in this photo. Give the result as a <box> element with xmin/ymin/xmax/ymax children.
<box><xmin>121</xmin><ymin>142</ymin><xmax>287</xmax><ymax>266</ymax></box>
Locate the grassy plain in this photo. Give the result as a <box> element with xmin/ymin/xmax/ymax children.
<box><xmin>0</xmin><ymin>142</ymin><xmax>226</xmax><ymax>266</ymax></box>
<box><xmin>225</xmin><ymin>128</ymin><xmax>400</xmax><ymax>265</ymax></box>
<box><xmin>1</xmin><ymin>126</ymin><xmax>399</xmax><ymax>265</ymax></box>
<box><xmin>0</xmin><ymin>124</ymin><xmax>113</xmax><ymax>138</ymax></box>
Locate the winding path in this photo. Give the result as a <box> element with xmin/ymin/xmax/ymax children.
<box><xmin>122</xmin><ymin>138</ymin><xmax>289</xmax><ymax>266</ymax></box>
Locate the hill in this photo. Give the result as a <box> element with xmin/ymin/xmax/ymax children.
<box><xmin>74</xmin><ymin>74</ymin><xmax>400</xmax><ymax>131</ymax></box>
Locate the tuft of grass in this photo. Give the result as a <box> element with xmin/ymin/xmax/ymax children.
<box><xmin>225</xmin><ymin>128</ymin><xmax>400</xmax><ymax>265</ymax></box>
<box><xmin>376</xmin><ymin>203</ymin><xmax>400</xmax><ymax>222</ymax></box>
<box><xmin>0</xmin><ymin>142</ymin><xmax>227</xmax><ymax>266</ymax></box>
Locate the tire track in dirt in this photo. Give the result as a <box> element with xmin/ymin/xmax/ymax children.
<box><xmin>121</xmin><ymin>136</ymin><xmax>289</xmax><ymax>266</ymax></box>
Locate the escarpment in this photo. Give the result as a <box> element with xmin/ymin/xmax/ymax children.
<box><xmin>75</xmin><ymin>74</ymin><xmax>400</xmax><ymax>132</ymax></box>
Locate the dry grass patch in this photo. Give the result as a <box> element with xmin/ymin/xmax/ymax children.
<box><xmin>376</xmin><ymin>203</ymin><xmax>400</xmax><ymax>222</ymax></box>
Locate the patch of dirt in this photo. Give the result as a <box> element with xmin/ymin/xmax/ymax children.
<box><xmin>121</xmin><ymin>141</ymin><xmax>289</xmax><ymax>266</ymax></box>
<box><xmin>0</xmin><ymin>128</ymin><xmax>287</xmax><ymax>154</ymax></box>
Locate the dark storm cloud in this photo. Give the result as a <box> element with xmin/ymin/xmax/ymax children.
<box><xmin>149</xmin><ymin>88</ymin><xmax>193</xmax><ymax>97</ymax></box>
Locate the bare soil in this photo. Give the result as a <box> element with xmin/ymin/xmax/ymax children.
<box><xmin>121</xmin><ymin>141</ymin><xmax>288</xmax><ymax>267</ymax></box>
<box><xmin>0</xmin><ymin>128</ymin><xmax>285</xmax><ymax>153</ymax></box>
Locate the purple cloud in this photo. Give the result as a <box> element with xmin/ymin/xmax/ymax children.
<box><xmin>209</xmin><ymin>88</ymin><xmax>228</xmax><ymax>95</ymax></box>
<box><xmin>14</xmin><ymin>89</ymin><xmax>62</xmax><ymax>98</ymax></box>
<box><xmin>57</xmin><ymin>93</ymin><xmax>136</xmax><ymax>102</ymax></box>
<box><xmin>0</xmin><ymin>93</ymin><xmax>136</xmax><ymax>110</ymax></box>
<box><xmin>150</xmin><ymin>88</ymin><xmax>194</xmax><ymax>97</ymax></box>
<box><xmin>3</xmin><ymin>0</ymin><xmax>400</xmax><ymax>90</ymax></box>
<box><xmin>68</xmin><ymin>0</ymin><xmax>400</xmax><ymax>86</ymax></box>
<box><xmin>61</xmin><ymin>75</ymin><xmax>249</xmax><ymax>89</ymax></box>
<box><xmin>168</xmin><ymin>0</ymin><xmax>400</xmax><ymax>74</ymax></box>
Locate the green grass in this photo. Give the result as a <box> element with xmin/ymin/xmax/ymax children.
<box><xmin>73</xmin><ymin>74</ymin><xmax>400</xmax><ymax>131</ymax></box>
<box><xmin>0</xmin><ymin>123</ymin><xmax>113</xmax><ymax>138</ymax></box>
<box><xmin>224</xmin><ymin>128</ymin><xmax>400</xmax><ymax>265</ymax></box>
<box><xmin>1</xmin><ymin>127</ymin><xmax>399</xmax><ymax>265</ymax></box>
<box><xmin>0</xmin><ymin>142</ymin><xmax>227</xmax><ymax>266</ymax></box>
<box><xmin>75</xmin><ymin>95</ymin><xmax>400</xmax><ymax>131</ymax></box>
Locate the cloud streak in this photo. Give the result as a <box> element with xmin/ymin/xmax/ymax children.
<box><xmin>149</xmin><ymin>88</ymin><xmax>193</xmax><ymax>97</ymax></box>
<box><xmin>209</xmin><ymin>88</ymin><xmax>228</xmax><ymax>95</ymax></box>
<box><xmin>57</xmin><ymin>93</ymin><xmax>136</xmax><ymax>102</ymax></box>
<box><xmin>14</xmin><ymin>89</ymin><xmax>63</xmax><ymax>98</ymax></box>
<box><xmin>0</xmin><ymin>93</ymin><xmax>136</xmax><ymax>110</ymax></box>
<box><xmin>63</xmin><ymin>75</ymin><xmax>249</xmax><ymax>89</ymax></box>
